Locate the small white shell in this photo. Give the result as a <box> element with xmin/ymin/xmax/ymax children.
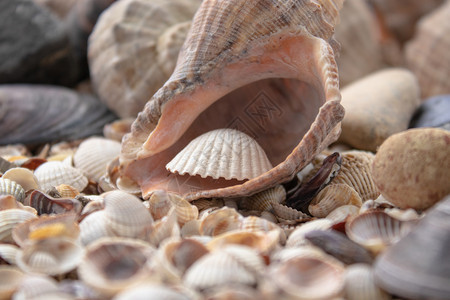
<box><xmin>286</xmin><ymin>219</ymin><xmax>332</xmax><ymax>248</ymax></box>
<box><xmin>73</xmin><ymin>137</ymin><xmax>121</xmax><ymax>181</ymax></box>
<box><xmin>113</xmin><ymin>284</ymin><xmax>192</xmax><ymax>300</ymax></box>
<box><xmin>0</xmin><ymin>244</ymin><xmax>20</xmax><ymax>265</ymax></box>
<box><xmin>0</xmin><ymin>209</ymin><xmax>37</xmax><ymax>243</ymax></box>
<box><xmin>12</xmin><ymin>274</ymin><xmax>60</xmax><ymax>299</ymax></box>
<box><xmin>34</xmin><ymin>161</ymin><xmax>88</xmax><ymax>191</ymax></box>
<box><xmin>79</xmin><ymin>210</ymin><xmax>116</xmax><ymax>246</ymax></box>
<box><xmin>0</xmin><ymin>178</ymin><xmax>26</xmax><ymax>203</ymax></box>
<box><xmin>344</xmin><ymin>264</ymin><xmax>390</xmax><ymax>300</ymax></box>
<box><xmin>166</xmin><ymin>128</ymin><xmax>273</xmax><ymax>180</ymax></box>
<box><xmin>326</xmin><ymin>204</ymin><xmax>360</xmax><ymax>224</ymax></box>
<box><xmin>2</xmin><ymin>167</ymin><xmax>39</xmax><ymax>192</ymax></box>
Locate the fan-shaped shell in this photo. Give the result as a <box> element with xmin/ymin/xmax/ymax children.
<box><xmin>88</xmin><ymin>0</ymin><xmax>202</xmax><ymax>118</ymax></box>
<box><xmin>344</xmin><ymin>264</ymin><xmax>390</xmax><ymax>300</ymax></box>
<box><xmin>0</xmin><ymin>209</ymin><xmax>37</xmax><ymax>243</ymax></box>
<box><xmin>346</xmin><ymin>211</ymin><xmax>414</xmax><ymax>254</ymax></box>
<box><xmin>286</xmin><ymin>219</ymin><xmax>332</xmax><ymax>248</ymax></box>
<box><xmin>240</xmin><ymin>185</ymin><xmax>286</xmax><ymax>212</ymax></box>
<box><xmin>55</xmin><ymin>184</ymin><xmax>80</xmax><ymax>198</ymax></box>
<box><xmin>326</xmin><ymin>204</ymin><xmax>360</xmax><ymax>224</ymax></box>
<box><xmin>167</xmin><ymin>128</ymin><xmax>272</xmax><ymax>181</ymax></box>
<box><xmin>1</xmin><ymin>167</ymin><xmax>39</xmax><ymax>192</ymax></box>
<box><xmin>34</xmin><ymin>161</ymin><xmax>88</xmax><ymax>191</ymax></box>
<box><xmin>0</xmin><ymin>178</ymin><xmax>26</xmax><ymax>203</ymax></box>
<box><xmin>199</xmin><ymin>207</ymin><xmax>242</xmax><ymax>236</ymax></box>
<box><xmin>73</xmin><ymin>137</ymin><xmax>121</xmax><ymax>182</ymax></box>
<box><xmin>119</xmin><ymin>0</ymin><xmax>345</xmax><ymax>201</ymax></box>
<box><xmin>309</xmin><ymin>183</ymin><xmax>362</xmax><ymax>218</ymax></box>
<box><xmin>79</xmin><ymin>210</ymin><xmax>116</xmax><ymax>246</ymax></box>
<box><xmin>0</xmin><ymin>244</ymin><xmax>20</xmax><ymax>265</ymax></box>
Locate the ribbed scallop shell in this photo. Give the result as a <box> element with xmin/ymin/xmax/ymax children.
<box><xmin>405</xmin><ymin>1</ymin><xmax>450</xmax><ymax>99</ymax></box>
<box><xmin>0</xmin><ymin>209</ymin><xmax>37</xmax><ymax>243</ymax></box>
<box><xmin>199</xmin><ymin>207</ymin><xmax>242</xmax><ymax>236</ymax></box>
<box><xmin>344</xmin><ymin>264</ymin><xmax>390</xmax><ymax>300</ymax></box>
<box><xmin>240</xmin><ymin>185</ymin><xmax>286</xmax><ymax>211</ymax></box>
<box><xmin>88</xmin><ymin>0</ymin><xmax>201</xmax><ymax>118</ymax></box>
<box><xmin>79</xmin><ymin>210</ymin><xmax>116</xmax><ymax>246</ymax></box>
<box><xmin>103</xmin><ymin>190</ymin><xmax>154</xmax><ymax>239</ymax></box>
<box><xmin>0</xmin><ymin>178</ymin><xmax>26</xmax><ymax>203</ymax></box>
<box><xmin>2</xmin><ymin>167</ymin><xmax>39</xmax><ymax>192</ymax></box>
<box><xmin>119</xmin><ymin>0</ymin><xmax>345</xmax><ymax>201</ymax></box>
<box><xmin>272</xmin><ymin>202</ymin><xmax>311</xmax><ymax>221</ymax></box>
<box><xmin>0</xmin><ymin>244</ymin><xmax>20</xmax><ymax>265</ymax></box>
<box><xmin>346</xmin><ymin>211</ymin><xmax>414</xmax><ymax>254</ymax></box>
<box><xmin>34</xmin><ymin>161</ymin><xmax>88</xmax><ymax>191</ymax></box>
<box><xmin>332</xmin><ymin>151</ymin><xmax>379</xmax><ymax>201</ymax></box>
<box><xmin>55</xmin><ymin>184</ymin><xmax>80</xmax><ymax>198</ymax></box>
<box><xmin>166</xmin><ymin>129</ymin><xmax>273</xmax><ymax>181</ymax></box>
<box><xmin>309</xmin><ymin>183</ymin><xmax>362</xmax><ymax>218</ymax></box>
<box><xmin>73</xmin><ymin>137</ymin><xmax>121</xmax><ymax>182</ymax></box>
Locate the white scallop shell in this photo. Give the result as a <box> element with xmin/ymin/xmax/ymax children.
<box><xmin>79</xmin><ymin>210</ymin><xmax>116</xmax><ymax>246</ymax></box>
<box><xmin>166</xmin><ymin>129</ymin><xmax>273</xmax><ymax>181</ymax></box>
<box><xmin>34</xmin><ymin>161</ymin><xmax>88</xmax><ymax>191</ymax></box>
<box><xmin>73</xmin><ymin>137</ymin><xmax>121</xmax><ymax>182</ymax></box>
<box><xmin>0</xmin><ymin>244</ymin><xmax>20</xmax><ymax>265</ymax></box>
<box><xmin>2</xmin><ymin>167</ymin><xmax>39</xmax><ymax>192</ymax></box>
<box><xmin>0</xmin><ymin>209</ymin><xmax>37</xmax><ymax>243</ymax></box>
<box><xmin>344</xmin><ymin>264</ymin><xmax>390</xmax><ymax>300</ymax></box>
<box><xmin>0</xmin><ymin>178</ymin><xmax>26</xmax><ymax>203</ymax></box>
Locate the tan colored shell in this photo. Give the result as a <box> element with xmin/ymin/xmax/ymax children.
<box><xmin>309</xmin><ymin>183</ymin><xmax>362</xmax><ymax>218</ymax></box>
<box><xmin>0</xmin><ymin>178</ymin><xmax>26</xmax><ymax>203</ymax></box>
<box><xmin>73</xmin><ymin>137</ymin><xmax>121</xmax><ymax>182</ymax></box>
<box><xmin>199</xmin><ymin>207</ymin><xmax>242</xmax><ymax>236</ymax></box>
<box><xmin>0</xmin><ymin>266</ymin><xmax>24</xmax><ymax>299</ymax></box>
<box><xmin>88</xmin><ymin>0</ymin><xmax>201</xmax><ymax>118</ymax></box>
<box><xmin>34</xmin><ymin>161</ymin><xmax>88</xmax><ymax>191</ymax></box>
<box><xmin>272</xmin><ymin>202</ymin><xmax>310</xmax><ymax>222</ymax></box>
<box><xmin>326</xmin><ymin>204</ymin><xmax>360</xmax><ymax>224</ymax></box>
<box><xmin>332</xmin><ymin>151</ymin><xmax>380</xmax><ymax>201</ymax></box>
<box><xmin>119</xmin><ymin>0</ymin><xmax>345</xmax><ymax>201</ymax></box>
<box><xmin>240</xmin><ymin>185</ymin><xmax>286</xmax><ymax>211</ymax></box>
<box><xmin>2</xmin><ymin>167</ymin><xmax>39</xmax><ymax>192</ymax></box>
<box><xmin>286</xmin><ymin>219</ymin><xmax>332</xmax><ymax>248</ymax></box>
<box><xmin>167</xmin><ymin>128</ymin><xmax>273</xmax><ymax>181</ymax></box>
<box><xmin>406</xmin><ymin>2</ymin><xmax>450</xmax><ymax>98</ymax></box>
<box><xmin>55</xmin><ymin>184</ymin><xmax>80</xmax><ymax>198</ymax></box>
<box><xmin>344</xmin><ymin>264</ymin><xmax>390</xmax><ymax>300</ymax></box>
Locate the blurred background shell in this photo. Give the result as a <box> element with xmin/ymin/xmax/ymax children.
<box><xmin>88</xmin><ymin>0</ymin><xmax>202</xmax><ymax>118</ymax></box>
<box><xmin>33</xmin><ymin>0</ymin><xmax>77</xmax><ymax>19</ymax></box>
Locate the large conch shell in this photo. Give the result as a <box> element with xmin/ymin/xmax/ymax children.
<box><xmin>120</xmin><ymin>0</ymin><xmax>345</xmax><ymax>200</ymax></box>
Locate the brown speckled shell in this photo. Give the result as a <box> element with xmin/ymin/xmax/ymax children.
<box><xmin>120</xmin><ymin>0</ymin><xmax>345</xmax><ymax>200</ymax></box>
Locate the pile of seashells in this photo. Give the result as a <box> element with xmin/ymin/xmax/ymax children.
<box><xmin>1</xmin><ymin>0</ymin><xmax>450</xmax><ymax>299</ymax></box>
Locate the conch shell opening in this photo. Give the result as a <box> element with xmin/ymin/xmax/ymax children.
<box><xmin>120</xmin><ymin>0</ymin><xmax>345</xmax><ymax>200</ymax></box>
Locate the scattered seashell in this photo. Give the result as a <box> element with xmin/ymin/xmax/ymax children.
<box><xmin>0</xmin><ymin>266</ymin><xmax>24</xmax><ymax>299</ymax></box>
<box><xmin>73</xmin><ymin>137</ymin><xmax>121</xmax><ymax>182</ymax></box>
<box><xmin>113</xmin><ymin>283</ymin><xmax>192</xmax><ymax>300</ymax></box>
<box><xmin>338</xmin><ymin>68</ymin><xmax>421</xmax><ymax>152</ymax></box>
<box><xmin>34</xmin><ymin>161</ymin><xmax>88</xmax><ymax>192</ymax></box>
<box><xmin>103</xmin><ymin>118</ymin><xmax>134</xmax><ymax>142</ymax></box>
<box><xmin>55</xmin><ymin>184</ymin><xmax>80</xmax><ymax>198</ymax></box>
<box><xmin>1</xmin><ymin>167</ymin><xmax>39</xmax><ymax>192</ymax></box>
<box><xmin>405</xmin><ymin>1</ymin><xmax>450</xmax><ymax>98</ymax></box>
<box><xmin>385</xmin><ymin>208</ymin><xmax>421</xmax><ymax>222</ymax></box>
<box><xmin>0</xmin><ymin>209</ymin><xmax>37</xmax><ymax>243</ymax></box>
<box><xmin>147</xmin><ymin>208</ymin><xmax>180</xmax><ymax>247</ymax></box>
<box><xmin>29</xmin><ymin>190</ymin><xmax>82</xmax><ymax>215</ymax></box>
<box><xmin>119</xmin><ymin>0</ymin><xmax>345</xmax><ymax>201</ymax></box>
<box><xmin>12</xmin><ymin>274</ymin><xmax>61</xmax><ymax>299</ymax></box>
<box><xmin>79</xmin><ymin>210</ymin><xmax>115</xmax><ymax>246</ymax></box>
<box><xmin>0</xmin><ymin>244</ymin><xmax>20</xmax><ymax>265</ymax></box>
<box><xmin>344</xmin><ymin>264</ymin><xmax>390</xmax><ymax>300</ymax></box>
<box><xmin>166</xmin><ymin>193</ymin><xmax>199</xmax><ymax>227</ymax></box>
<box><xmin>199</xmin><ymin>207</ymin><xmax>242</xmax><ymax>237</ymax></box>
<box><xmin>240</xmin><ymin>185</ymin><xmax>286</xmax><ymax>212</ymax></box>
<box><xmin>286</xmin><ymin>219</ymin><xmax>333</xmax><ymax>248</ymax></box>
<box><xmin>372</xmin><ymin>128</ymin><xmax>450</xmax><ymax>210</ymax></box>
<box><xmin>326</xmin><ymin>204</ymin><xmax>360</xmax><ymax>225</ymax></box>
<box><xmin>0</xmin><ymin>178</ymin><xmax>26</xmax><ymax>203</ymax></box>
<box><xmin>308</xmin><ymin>183</ymin><xmax>362</xmax><ymax>218</ymax></box>
<box><xmin>346</xmin><ymin>211</ymin><xmax>414</xmax><ymax>254</ymax></box>
<box><xmin>272</xmin><ymin>202</ymin><xmax>311</xmax><ymax>222</ymax></box>
<box><xmin>374</xmin><ymin>196</ymin><xmax>450</xmax><ymax>299</ymax></box>
<box><xmin>88</xmin><ymin>0</ymin><xmax>202</xmax><ymax>118</ymax></box>
<box><xmin>167</xmin><ymin>128</ymin><xmax>273</xmax><ymax>181</ymax></box>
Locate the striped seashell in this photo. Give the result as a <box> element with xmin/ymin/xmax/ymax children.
<box><xmin>0</xmin><ymin>178</ymin><xmax>26</xmax><ymax>203</ymax></box>
<box><xmin>332</xmin><ymin>151</ymin><xmax>380</xmax><ymax>201</ymax></box>
<box><xmin>199</xmin><ymin>207</ymin><xmax>242</xmax><ymax>237</ymax></box>
<box><xmin>0</xmin><ymin>209</ymin><xmax>37</xmax><ymax>243</ymax></box>
<box><xmin>2</xmin><ymin>167</ymin><xmax>39</xmax><ymax>192</ymax></box>
<box><xmin>167</xmin><ymin>128</ymin><xmax>273</xmax><ymax>181</ymax></box>
<box><xmin>240</xmin><ymin>185</ymin><xmax>286</xmax><ymax>212</ymax></box>
<box><xmin>286</xmin><ymin>219</ymin><xmax>332</xmax><ymax>248</ymax></box>
<box><xmin>55</xmin><ymin>184</ymin><xmax>80</xmax><ymax>198</ymax></box>
<box><xmin>12</xmin><ymin>274</ymin><xmax>61</xmax><ymax>300</ymax></box>
<box><xmin>88</xmin><ymin>0</ymin><xmax>201</xmax><ymax>118</ymax></box>
<box><xmin>16</xmin><ymin>238</ymin><xmax>84</xmax><ymax>276</ymax></box>
<box><xmin>309</xmin><ymin>183</ymin><xmax>362</xmax><ymax>218</ymax></box>
<box><xmin>0</xmin><ymin>266</ymin><xmax>24</xmax><ymax>299</ymax></box>
<box><xmin>119</xmin><ymin>0</ymin><xmax>345</xmax><ymax>201</ymax></box>
<box><xmin>34</xmin><ymin>161</ymin><xmax>88</xmax><ymax>192</ymax></box>
<box><xmin>0</xmin><ymin>244</ymin><xmax>20</xmax><ymax>265</ymax></box>
<box><xmin>272</xmin><ymin>202</ymin><xmax>310</xmax><ymax>221</ymax></box>
<box><xmin>180</xmin><ymin>219</ymin><xmax>201</xmax><ymax>238</ymax></box>
<box><xmin>103</xmin><ymin>190</ymin><xmax>154</xmax><ymax>239</ymax></box>
<box><xmin>28</xmin><ymin>190</ymin><xmax>82</xmax><ymax>215</ymax></box>
<box><xmin>167</xmin><ymin>193</ymin><xmax>199</xmax><ymax>227</ymax></box>
<box><xmin>73</xmin><ymin>137</ymin><xmax>121</xmax><ymax>182</ymax></box>
<box><xmin>344</xmin><ymin>264</ymin><xmax>390</xmax><ymax>300</ymax></box>
<box><xmin>346</xmin><ymin>211</ymin><xmax>414</xmax><ymax>254</ymax></box>
<box><xmin>326</xmin><ymin>204</ymin><xmax>360</xmax><ymax>224</ymax></box>
<box><xmin>191</xmin><ymin>198</ymin><xmax>224</xmax><ymax>212</ymax></box>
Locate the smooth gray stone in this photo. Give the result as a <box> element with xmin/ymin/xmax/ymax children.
<box><xmin>409</xmin><ymin>95</ymin><xmax>450</xmax><ymax>130</ymax></box>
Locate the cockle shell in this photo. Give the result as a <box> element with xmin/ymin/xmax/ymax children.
<box><xmin>344</xmin><ymin>264</ymin><xmax>390</xmax><ymax>300</ymax></box>
<box><xmin>73</xmin><ymin>137</ymin><xmax>121</xmax><ymax>182</ymax></box>
<box><xmin>199</xmin><ymin>207</ymin><xmax>242</xmax><ymax>237</ymax></box>
<box><xmin>0</xmin><ymin>266</ymin><xmax>24</xmax><ymax>299</ymax></box>
<box><xmin>88</xmin><ymin>0</ymin><xmax>202</xmax><ymax>118</ymax></box>
<box><xmin>240</xmin><ymin>185</ymin><xmax>286</xmax><ymax>212</ymax></box>
<box><xmin>166</xmin><ymin>128</ymin><xmax>273</xmax><ymax>181</ymax></box>
<box><xmin>34</xmin><ymin>161</ymin><xmax>88</xmax><ymax>192</ymax></box>
<box><xmin>0</xmin><ymin>178</ymin><xmax>26</xmax><ymax>203</ymax></box>
<box><xmin>286</xmin><ymin>219</ymin><xmax>332</xmax><ymax>248</ymax></box>
<box><xmin>55</xmin><ymin>184</ymin><xmax>80</xmax><ymax>198</ymax></box>
<box><xmin>12</xmin><ymin>274</ymin><xmax>62</xmax><ymax>300</ymax></box>
<box><xmin>79</xmin><ymin>210</ymin><xmax>115</xmax><ymax>246</ymax></box>
<box><xmin>0</xmin><ymin>209</ymin><xmax>37</xmax><ymax>243</ymax></box>
<box><xmin>1</xmin><ymin>167</ymin><xmax>39</xmax><ymax>192</ymax></box>
<box><xmin>119</xmin><ymin>0</ymin><xmax>345</xmax><ymax>201</ymax></box>
<box><xmin>0</xmin><ymin>244</ymin><xmax>20</xmax><ymax>265</ymax></box>
<box><xmin>326</xmin><ymin>204</ymin><xmax>360</xmax><ymax>224</ymax></box>
<box><xmin>308</xmin><ymin>183</ymin><xmax>362</xmax><ymax>218</ymax></box>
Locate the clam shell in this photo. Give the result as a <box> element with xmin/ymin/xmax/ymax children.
<box><xmin>308</xmin><ymin>183</ymin><xmax>362</xmax><ymax>218</ymax></box>
<box><xmin>286</xmin><ymin>219</ymin><xmax>332</xmax><ymax>248</ymax></box>
<box><xmin>0</xmin><ymin>178</ymin><xmax>26</xmax><ymax>203</ymax></box>
<box><xmin>34</xmin><ymin>161</ymin><xmax>88</xmax><ymax>192</ymax></box>
<box><xmin>103</xmin><ymin>190</ymin><xmax>154</xmax><ymax>239</ymax></box>
<box><xmin>345</xmin><ymin>264</ymin><xmax>390</xmax><ymax>300</ymax></box>
<box><xmin>326</xmin><ymin>204</ymin><xmax>360</xmax><ymax>224</ymax></box>
<box><xmin>0</xmin><ymin>244</ymin><xmax>20</xmax><ymax>265</ymax></box>
<box><xmin>0</xmin><ymin>209</ymin><xmax>37</xmax><ymax>243</ymax></box>
<box><xmin>270</xmin><ymin>255</ymin><xmax>345</xmax><ymax>300</ymax></box>
<box><xmin>78</xmin><ymin>237</ymin><xmax>156</xmax><ymax>296</ymax></box>
<box><xmin>113</xmin><ymin>284</ymin><xmax>192</xmax><ymax>300</ymax></box>
<box><xmin>79</xmin><ymin>210</ymin><xmax>116</xmax><ymax>246</ymax></box>
<box><xmin>148</xmin><ymin>190</ymin><xmax>174</xmax><ymax>220</ymax></box>
<box><xmin>405</xmin><ymin>1</ymin><xmax>450</xmax><ymax>98</ymax></box>
<box><xmin>0</xmin><ymin>266</ymin><xmax>24</xmax><ymax>299</ymax></box>
<box><xmin>167</xmin><ymin>193</ymin><xmax>199</xmax><ymax>226</ymax></box>
<box><xmin>1</xmin><ymin>167</ymin><xmax>39</xmax><ymax>192</ymax></box>
<box><xmin>374</xmin><ymin>196</ymin><xmax>450</xmax><ymax>299</ymax></box>
<box><xmin>73</xmin><ymin>137</ymin><xmax>121</xmax><ymax>182</ymax></box>
<box><xmin>119</xmin><ymin>0</ymin><xmax>345</xmax><ymax>201</ymax></box>
<box><xmin>332</xmin><ymin>151</ymin><xmax>380</xmax><ymax>202</ymax></box>
<box><xmin>167</xmin><ymin>128</ymin><xmax>273</xmax><ymax>181</ymax></box>
<box><xmin>12</xmin><ymin>274</ymin><xmax>61</xmax><ymax>299</ymax></box>
<box><xmin>55</xmin><ymin>184</ymin><xmax>80</xmax><ymax>198</ymax></box>
<box><xmin>199</xmin><ymin>207</ymin><xmax>242</xmax><ymax>236</ymax></box>
<box><xmin>147</xmin><ymin>208</ymin><xmax>180</xmax><ymax>247</ymax></box>
<box><xmin>88</xmin><ymin>0</ymin><xmax>201</xmax><ymax>118</ymax></box>
<box><xmin>16</xmin><ymin>238</ymin><xmax>84</xmax><ymax>276</ymax></box>
<box><xmin>240</xmin><ymin>185</ymin><xmax>286</xmax><ymax>212</ymax></box>
<box><xmin>346</xmin><ymin>211</ymin><xmax>414</xmax><ymax>254</ymax></box>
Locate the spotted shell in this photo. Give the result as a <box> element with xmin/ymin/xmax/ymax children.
<box><xmin>119</xmin><ymin>0</ymin><xmax>345</xmax><ymax>201</ymax></box>
<box><xmin>88</xmin><ymin>0</ymin><xmax>202</xmax><ymax>118</ymax></box>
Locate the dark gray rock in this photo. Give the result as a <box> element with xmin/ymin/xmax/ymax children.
<box><xmin>409</xmin><ymin>95</ymin><xmax>450</xmax><ymax>130</ymax></box>
<box><xmin>0</xmin><ymin>0</ymin><xmax>79</xmax><ymax>86</ymax></box>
